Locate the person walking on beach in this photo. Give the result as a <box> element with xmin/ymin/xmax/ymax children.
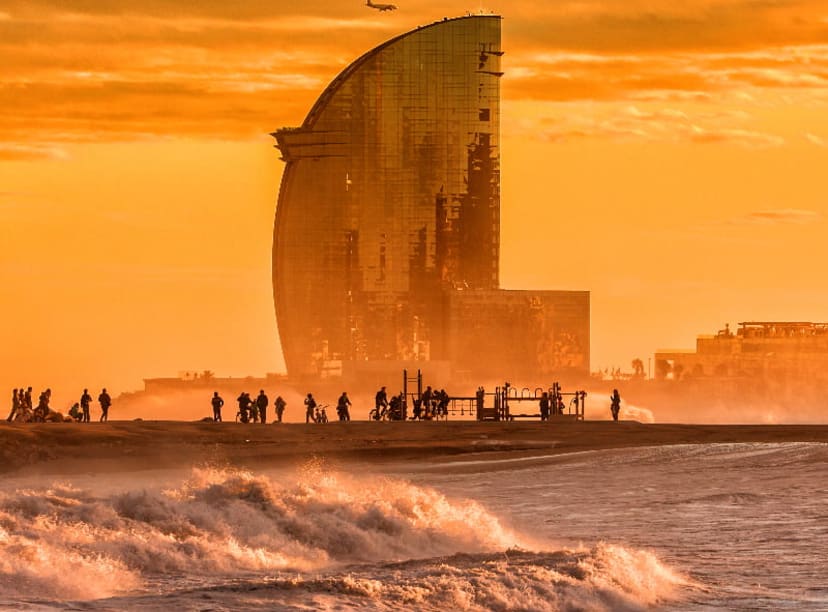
<box><xmin>7</xmin><ymin>389</ymin><xmax>20</xmax><ymax>422</ymax></box>
<box><xmin>304</xmin><ymin>393</ymin><xmax>317</xmax><ymax>423</ymax></box>
<box><xmin>275</xmin><ymin>395</ymin><xmax>286</xmax><ymax>422</ymax></box>
<box><xmin>211</xmin><ymin>391</ymin><xmax>224</xmax><ymax>422</ymax></box>
<box><xmin>255</xmin><ymin>390</ymin><xmax>269</xmax><ymax>424</ymax></box>
<box><xmin>80</xmin><ymin>388</ymin><xmax>93</xmax><ymax>423</ymax></box>
<box><xmin>98</xmin><ymin>388</ymin><xmax>112</xmax><ymax>422</ymax></box>
<box><xmin>336</xmin><ymin>392</ymin><xmax>351</xmax><ymax>421</ymax></box>
<box><xmin>610</xmin><ymin>389</ymin><xmax>621</xmax><ymax>422</ymax></box>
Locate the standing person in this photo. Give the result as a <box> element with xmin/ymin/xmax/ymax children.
<box><xmin>336</xmin><ymin>392</ymin><xmax>351</xmax><ymax>421</ymax></box>
<box><xmin>275</xmin><ymin>395</ymin><xmax>286</xmax><ymax>422</ymax></box>
<box><xmin>610</xmin><ymin>389</ymin><xmax>621</xmax><ymax>422</ymax></box>
<box><xmin>7</xmin><ymin>389</ymin><xmax>20</xmax><ymax>422</ymax></box>
<box><xmin>237</xmin><ymin>392</ymin><xmax>251</xmax><ymax>423</ymax></box>
<box><xmin>211</xmin><ymin>391</ymin><xmax>224</xmax><ymax>422</ymax></box>
<box><xmin>23</xmin><ymin>387</ymin><xmax>33</xmax><ymax>413</ymax></box>
<box><xmin>374</xmin><ymin>386</ymin><xmax>388</xmax><ymax>419</ymax></box>
<box><xmin>249</xmin><ymin>393</ymin><xmax>260</xmax><ymax>423</ymax></box>
<box><xmin>255</xmin><ymin>390</ymin><xmax>269</xmax><ymax>424</ymax></box>
<box><xmin>539</xmin><ymin>392</ymin><xmax>550</xmax><ymax>421</ymax></box>
<box><xmin>35</xmin><ymin>389</ymin><xmax>51</xmax><ymax>422</ymax></box>
<box><xmin>80</xmin><ymin>388</ymin><xmax>93</xmax><ymax>423</ymax></box>
<box><xmin>437</xmin><ymin>389</ymin><xmax>449</xmax><ymax>417</ymax></box>
<box><xmin>421</xmin><ymin>386</ymin><xmax>433</xmax><ymax>419</ymax></box>
<box><xmin>98</xmin><ymin>388</ymin><xmax>112</xmax><ymax>422</ymax></box>
<box><xmin>304</xmin><ymin>393</ymin><xmax>317</xmax><ymax>423</ymax></box>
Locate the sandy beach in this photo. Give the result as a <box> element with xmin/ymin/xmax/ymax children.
<box><xmin>3</xmin><ymin>420</ymin><xmax>828</xmax><ymax>476</ymax></box>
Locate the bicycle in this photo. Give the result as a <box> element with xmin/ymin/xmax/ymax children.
<box><xmin>369</xmin><ymin>404</ymin><xmax>389</xmax><ymax>421</ymax></box>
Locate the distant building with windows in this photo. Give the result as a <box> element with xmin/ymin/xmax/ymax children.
<box><xmin>655</xmin><ymin>322</ymin><xmax>828</xmax><ymax>385</ymax></box>
<box><xmin>272</xmin><ymin>15</ymin><xmax>589</xmax><ymax>381</ymax></box>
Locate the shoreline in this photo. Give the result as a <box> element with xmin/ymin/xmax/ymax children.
<box><xmin>3</xmin><ymin>420</ymin><xmax>828</xmax><ymax>477</ymax></box>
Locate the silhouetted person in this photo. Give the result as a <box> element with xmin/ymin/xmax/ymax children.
<box><xmin>337</xmin><ymin>392</ymin><xmax>351</xmax><ymax>421</ymax></box>
<box><xmin>68</xmin><ymin>402</ymin><xmax>83</xmax><ymax>422</ymax></box>
<box><xmin>34</xmin><ymin>389</ymin><xmax>51</xmax><ymax>422</ymax></box>
<box><xmin>15</xmin><ymin>388</ymin><xmax>30</xmax><ymax>422</ymax></box>
<box><xmin>475</xmin><ymin>386</ymin><xmax>485</xmax><ymax>419</ymax></box>
<box><xmin>7</xmin><ymin>388</ymin><xmax>20</xmax><ymax>422</ymax></box>
<box><xmin>610</xmin><ymin>389</ymin><xmax>621</xmax><ymax>422</ymax></box>
<box><xmin>375</xmin><ymin>386</ymin><xmax>388</xmax><ymax>418</ymax></box>
<box><xmin>540</xmin><ymin>392</ymin><xmax>550</xmax><ymax>421</ymax></box>
<box><xmin>315</xmin><ymin>406</ymin><xmax>328</xmax><ymax>423</ymax></box>
<box><xmin>275</xmin><ymin>395</ymin><xmax>286</xmax><ymax>422</ymax></box>
<box><xmin>211</xmin><ymin>391</ymin><xmax>224</xmax><ymax>422</ymax></box>
<box><xmin>98</xmin><ymin>388</ymin><xmax>111</xmax><ymax>422</ymax></box>
<box><xmin>237</xmin><ymin>392</ymin><xmax>252</xmax><ymax>423</ymax></box>
<box><xmin>389</xmin><ymin>393</ymin><xmax>402</xmax><ymax>420</ymax></box>
<box><xmin>437</xmin><ymin>389</ymin><xmax>449</xmax><ymax>417</ymax></box>
<box><xmin>304</xmin><ymin>393</ymin><xmax>317</xmax><ymax>423</ymax></box>
<box><xmin>247</xmin><ymin>392</ymin><xmax>259</xmax><ymax>423</ymax></box>
<box><xmin>374</xmin><ymin>386</ymin><xmax>388</xmax><ymax>413</ymax></box>
<box><xmin>411</xmin><ymin>398</ymin><xmax>422</xmax><ymax>420</ymax></box>
<box><xmin>80</xmin><ymin>388</ymin><xmax>92</xmax><ymax>423</ymax></box>
<box><xmin>23</xmin><ymin>387</ymin><xmax>32</xmax><ymax>412</ymax></box>
<box><xmin>255</xmin><ymin>390</ymin><xmax>269</xmax><ymax>424</ymax></box>
<box><xmin>421</xmin><ymin>386</ymin><xmax>433</xmax><ymax>419</ymax></box>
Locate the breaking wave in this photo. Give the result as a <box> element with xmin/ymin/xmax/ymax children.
<box><xmin>0</xmin><ymin>465</ymin><xmax>687</xmax><ymax>608</ymax></box>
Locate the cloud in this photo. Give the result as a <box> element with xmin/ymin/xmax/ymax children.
<box><xmin>0</xmin><ymin>144</ymin><xmax>69</xmax><ymax>161</ymax></box>
<box><xmin>805</xmin><ymin>133</ymin><xmax>828</xmax><ymax>147</ymax></box>
<box><xmin>505</xmin><ymin>45</ymin><xmax>828</xmax><ymax>103</ymax></box>
<box><xmin>736</xmin><ymin>209</ymin><xmax>822</xmax><ymax>225</ymax></box>
<box><xmin>514</xmin><ymin>104</ymin><xmax>785</xmax><ymax>148</ymax></box>
<box><xmin>1</xmin><ymin>1</ymin><xmax>828</xmax><ymax>143</ymax></box>
<box><xmin>685</xmin><ymin>126</ymin><xmax>784</xmax><ymax>147</ymax></box>
<box><xmin>502</xmin><ymin>0</ymin><xmax>828</xmax><ymax>53</ymax></box>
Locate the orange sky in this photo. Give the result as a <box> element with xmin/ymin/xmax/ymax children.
<box><xmin>2</xmin><ymin>0</ymin><xmax>828</xmax><ymax>403</ymax></box>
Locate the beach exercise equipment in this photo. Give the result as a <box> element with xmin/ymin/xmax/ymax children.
<box><xmin>400</xmin><ymin>370</ymin><xmax>586</xmax><ymax>422</ymax></box>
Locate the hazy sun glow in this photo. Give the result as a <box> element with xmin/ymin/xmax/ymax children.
<box><xmin>2</xmin><ymin>0</ymin><xmax>827</xmax><ymax>400</ymax></box>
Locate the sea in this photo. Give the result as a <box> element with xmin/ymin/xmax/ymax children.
<box><xmin>0</xmin><ymin>442</ymin><xmax>826</xmax><ymax>610</ymax></box>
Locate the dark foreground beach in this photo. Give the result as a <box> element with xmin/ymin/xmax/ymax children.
<box><xmin>2</xmin><ymin>420</ymin><xmax>828</xmax><ymax>475</ymax></box>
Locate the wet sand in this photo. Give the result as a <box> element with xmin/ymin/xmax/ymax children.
<box><xmin>2</xmin><ymin>420</ymin><xmax>828</xmax><ymax>476</ymax></box>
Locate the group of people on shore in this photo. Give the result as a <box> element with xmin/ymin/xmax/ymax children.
<box><xmin>209</xmin><ymin>383</ymin><xmax>451</xmax><ymax>425</ymax></box>
<box><xmin>538</xmin><ymin>391</ymin><xmax>567</xmax><ymax>420</ymax></box>
<box><xmin>7</xmin><ymin>387</ymin><xmax>111</xmax><ymax>423</ymax></box>
<box><xmin>409</xmin><ymin>386</ymin><xmax>450</xmax><ymax>420</ymax></box>
<box><xmin>303</xmin><ymin>392</ymin><xmax>349</xmax><ymax>423</ymax></box>
<box><xmin>210</xmin><ymin>390</ymin><xmax>286</xmax><ymax>424</ymax></box>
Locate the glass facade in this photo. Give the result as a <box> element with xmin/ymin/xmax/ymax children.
<box><xmin>273</xmin><ymin>15</ymin><xmax>589</xmax><ymax>380</ymax></box>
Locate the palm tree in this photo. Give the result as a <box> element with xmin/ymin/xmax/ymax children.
<box><xmin>631</xmin><ymin>358</ymin><xmax>645</xmax><ymax>378</ymax></box>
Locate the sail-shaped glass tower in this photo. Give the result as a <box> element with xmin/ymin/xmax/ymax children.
<box><xmin>273</xmin><ymin>15</ymin><xmax>589</xmax><ymax>380</ymax></box>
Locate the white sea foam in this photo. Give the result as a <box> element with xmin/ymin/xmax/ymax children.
<box><xmin>0</xmin><ymin>464</ymin><xmax>686</xmax><ymax>608</ymax></box>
